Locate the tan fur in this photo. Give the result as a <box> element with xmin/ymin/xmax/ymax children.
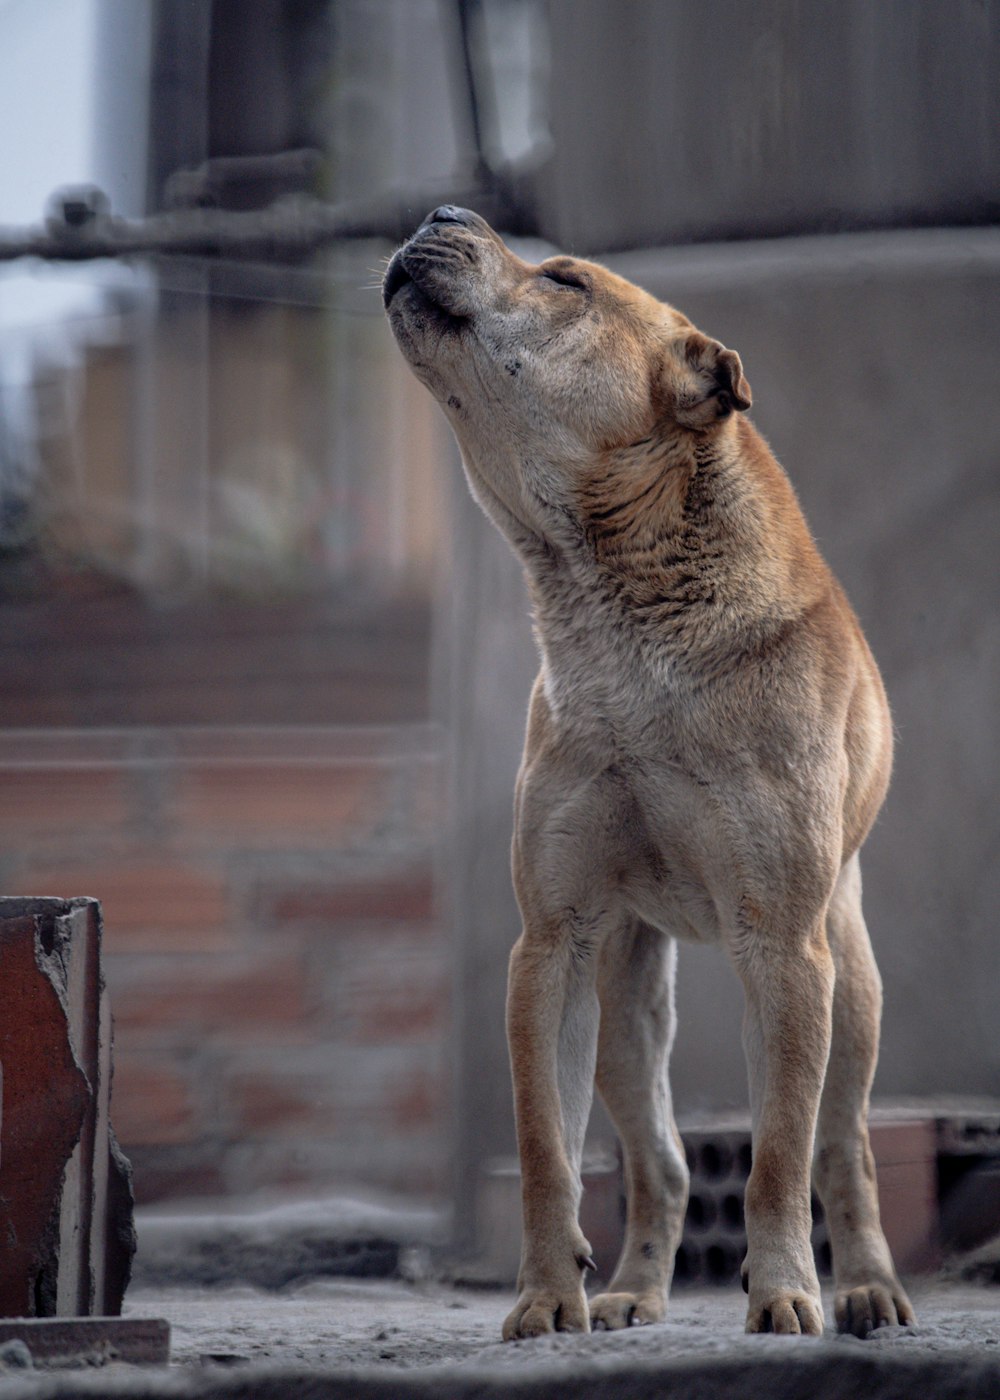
<box><xmin>384</xmin><ymin>208</ymin><xmax>914</xmax><ymax>1340</ymax></box>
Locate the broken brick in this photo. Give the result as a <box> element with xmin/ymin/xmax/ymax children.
<box><xmin>0</xmin><ymin>897</ymin><xmax>136</xmax><ymax>1317</ymax></box>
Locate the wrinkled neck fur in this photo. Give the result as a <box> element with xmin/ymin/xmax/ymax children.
<box><xmin>524</xmin><ymin>416</ymin><xmax>827</xmax><ymax>666</ymax></box>
<box><xmin>579</xmin><ymin>418</ymin><xmax>752</xmax><ymax>594</ymax></box>
<box><xmin>579</xmin><ymin>425</ymin><xmax>697</xmax><ymax>550</ymax></box>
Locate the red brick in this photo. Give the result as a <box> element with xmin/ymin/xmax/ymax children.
<box><xmin>344</xmin><ymin>954</ymin><xmax>450</xmax><ymax>1046</ymax></box>
<box><xmin>265</xmin><ymin>871</ymin><xmax>435</xmax><ymax>926</ymax></box>
<box><xmin>172</xmin><ymin>763</ymin><xmax>387</xmax><ymax>848</ymax></box>
<box><xmin>226</xmin><ymin>1072</ymin><xmax>338</xmax><ymax>1139</ymax></box>
<box><xmin>221</xmin><ymin>1044</ymin><xmax>448</xmax><ymax>1143</ymax></box>
<box><xmin>0</xmin><ymin>910</ymin><xmax>90</xmax><ymax>1315</ymax></box>
<box><xmin>389</xmin><ymin>1067</ymin><xmax>447</xmax><ymax>1132</ymax></box>
<box><xmin>12</xmin><ymin>861</ymin><xmax>233</xmax><ymax>953</ymax></box>
<box><xmin>355</xmin><ymin>981</ymin><xmax>448</xmax><ymax>1043</ymax></box>
<box><xmin>411</xmin><ymin>757</ymin><xmax>447</xmax><ymax>837</ymax></box>
<box><xmin>126</xmin><ymin>1148</ymin><xmax>226</xmax><ymax>1205</ymax></box>
<box><xmin>111</xmin><ymin>951</ymin><xmax>311</xmax><ymax>1038</ymax></box>
<box><xmin>112</xmin><ymin>1054</ymin><xmax>198</xmax><ymax>1147</ymax></box>
<box><xmin>0</xmin><ymin>768</ymin><xmax>128</xmax><ymax>846</ymax></box>
<box><xmin>0</xmin><ymin>898</ymin><xmax>135</xmax><ymax>1316</ymax></box>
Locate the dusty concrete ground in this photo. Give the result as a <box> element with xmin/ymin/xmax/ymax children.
<box><xmin>136</xmin><ymin>1276</ymin><xmax>999</xmax><ymax>1371</ymax></box>
<box><xmin>1</xmin><ymin>1195</ymin><xmax>998</xmax><ymax>1395</ymax></box>
<box><xmin>0</xmin><ymin>1278</ymin><xmax>998</xmax><ymax>1398</ymax></box>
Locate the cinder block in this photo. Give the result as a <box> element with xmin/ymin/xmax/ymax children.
<box><xmin>0</xmin><ymin>897</ymin><xmax>135</xmax><ymax>1317</ymax></box>
<box><xmin>677</xmin><ymin>1127</ymin><xmax>754</xmax><ymax>1286</ymax></box>
<box><xmin>469</xmin><ymin>1116</ymin><xmax>948</xmax><ymax>1288</ymax></box>
<box><xmin>677</xmin><ymin>1115</ymin><xmax>943</xmax><ymax>1285</ymax></box>
<box><xmin>933</xmin><ymin>1107</ymin><xmax>1000</xmax><ymax>1258</ymax></box>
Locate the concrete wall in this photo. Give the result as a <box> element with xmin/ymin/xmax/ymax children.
<box><xmin>540</xmin><ymin>0</ymin><xmax>1000</xmax><ymax>250</ymax></box>
<box><xmin>449</xmin><ymin>226</ymin><xmax>1000</xmax><ymax>1238</ymax></box>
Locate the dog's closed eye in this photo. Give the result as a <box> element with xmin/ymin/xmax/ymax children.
<box><xmin>540</xmin><ymin>266</ymin><xmax>587</xmax><ymax>292</ymax></box>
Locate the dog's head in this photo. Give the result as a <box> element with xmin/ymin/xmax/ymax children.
<box><xmin>383</xmin><ymin>207</ymin><xmax>751</xmax><ymax>544</ymax></box>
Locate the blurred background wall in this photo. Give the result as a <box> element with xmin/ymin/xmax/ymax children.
<box><xmin>0</xmin><ymin>0</ymin><xmax>997</xmax><ymax>1266</ymax></box>
<box><xmin>0</xmin><ymin>0</ymin><xmax>459</xmax><ymax>1204</ymax></box>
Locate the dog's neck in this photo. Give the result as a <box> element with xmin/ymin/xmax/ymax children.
<box><xmin>521</xmin><ymin>416</ymin><xmax>828</xmax><ymax>675</ymax></box>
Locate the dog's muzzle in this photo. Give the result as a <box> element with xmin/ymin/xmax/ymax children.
<box><xmin>383</xmin><ymin>206</ymin><xmax>485</xmax><ymax>313</ymax></box>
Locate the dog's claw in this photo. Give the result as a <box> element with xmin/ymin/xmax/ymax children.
<box><xmin>579</xmin><ymin>1254</ymin><xmax>598</xmax><ymax>1273</ymax></box>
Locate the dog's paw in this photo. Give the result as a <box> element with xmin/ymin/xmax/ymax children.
<box><xmin>745</xmin><ymin>1290</ymin><xmax>824</xmax><ymax>1336</ymax></box>
<box><xmin>834</xmin><ymin>1282</ymin><xmax>915</xmax><ymax>1338</ymax></box>
<box><xmin>502</xmin><ymin>1285</ymin><xmax>590</xmax><ymax>1340</ymax></box>
<box><xmin>589</xmin><ymin>1289</ymin><xmax>666</xmax><ymax>1330</ymax></box>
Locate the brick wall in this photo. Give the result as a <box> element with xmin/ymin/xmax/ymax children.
<box><xmin>0</xmin><ymin>725</ymin><xmax>449</xmax><ymax>1205</ymax></box>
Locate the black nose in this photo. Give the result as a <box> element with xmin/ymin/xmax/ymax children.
<box><xmin>423</xmin><ymin>205</ymin><xmax>474</xmax><ymax>228</ymax></box>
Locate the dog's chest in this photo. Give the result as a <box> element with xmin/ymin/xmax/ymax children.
<box><xmin>539</xmin><ymin>673</ymin><xmax>731</xmax><ymax>946</ymax></box>
<box><xmin>531</xmin><ymin>575</ymin><xmax>780</xmax><ymax>944</ymax></box>
<box><xmin>617</xmin><ymin>762</ymin><xmax>728</xmax><ymax>943</ymax></box>
<box><xmin>539</xmin><ymin>589</ymin><xmax>682</xmax><ymax>731</ymax></box>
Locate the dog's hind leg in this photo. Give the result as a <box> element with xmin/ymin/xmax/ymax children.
<box><xmin>502</xmin><ymin>924</ymin><xmax>601</xmax><ymax>1340</ymax></box>
<box><xmin>813</xmin><ymin>852</ymin><xmax>916</xmax><ymax>1337</ymax></box>
<box><xmin>589</xmin><ymin>921</ymin><xmax>689</xmax><ymax>1329</ymax></box>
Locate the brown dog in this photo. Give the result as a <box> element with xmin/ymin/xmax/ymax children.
<box><xmin>384</xmin><ymin>207</ymin><xmax>914</xmax><ymax>1340</ymax></box>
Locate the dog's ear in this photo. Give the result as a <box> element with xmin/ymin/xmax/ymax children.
<box><xmin>670</xmin><ymin>331</ymin><xmax>752</xmax><ymax>429</ymax></box>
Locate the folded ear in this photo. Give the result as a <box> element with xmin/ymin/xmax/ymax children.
<box><xmin>672</xmin><ymin>331</ymin><xmax>752</xmax><ymax>428</ymax></box>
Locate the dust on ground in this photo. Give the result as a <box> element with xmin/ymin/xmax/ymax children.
<box><xmin>0</xmin><ymin>1278</ymin><xmax>996</xmax><ymax>1399</ymax></box>
<box><xmin>130</xmin><ymin>1276</ymin><xmax>1000</xmax><ymax>1372</ymax></box>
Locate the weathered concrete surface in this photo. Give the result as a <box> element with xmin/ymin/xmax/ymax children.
<box><xmin>540</xmin><ymin>0</ymin><xmax>1000</xmax><ymax>250</ymax></box>
<box><xmin>0</xmin><ymin>1280</ymin><xmax>998</xmax><ymax>1398</ymax></box>
<box><xmin>6</xmin><ymin>1187</ymin><xmax>1000</xmax><ymax>1388</ymax></box>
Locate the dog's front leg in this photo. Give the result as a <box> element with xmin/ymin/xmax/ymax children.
<box><xmin>735</xmin><ymin>922</ymin><xmax>835</xmax><ymax>1336</ymax></box>
<box><xmin>502</xmin><ymin>926</ymin><xmax>600</xmax><ymax>1340</ymax></box>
